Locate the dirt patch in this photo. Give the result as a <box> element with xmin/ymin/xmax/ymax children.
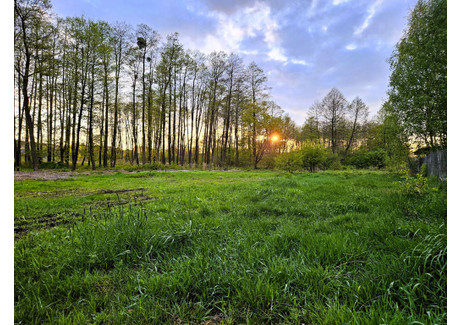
<box><xmin>14</xmin><ymin>212</ymin><xmax>82</xmax><ymax>238</ymax></box>
<box><xmin>96</xmin><ymin>188</ymin><xmax>146</xmax><ymax>195</ymax></box>
<box><xmin>14</xmin><ymin>169</ymin><xmax>245</xmax><ymax>181</ymax></box>
<box><xmin>14</xmin><ymin>169</ymin><xmax>121</xmax><ymax>181</ymax></box>
<box><xmin>16</xmin><ymin>187</ymin><xmax>147</xmax><ymax>199</ymax></box>
<box><xmin>14</xmin><ymin>187</ymin><xmax>150</xmax><ymax>239</ymax></box>
<box><xmin>15</xmin><ymin>188</ymin><xmax>87</xmax><ymax>198</ymax></box>
<box><xmin>86</xmin><ymin>189</ymin><xmax>151</xmax><ymax>208</ymax></box>
<box><xmin>14</xmin><ymin>171</ymin><xmax>76</xmax><ymax>181</ymax></box>
<box><xmin>87</xmin><ymin>195</ymin><xmax>152</xmax><ymax>208</ymax></box>
<box><xmin>202</xmin><ymin>313</ymin><xmax>224</xmax><ymax>325</ymax></box>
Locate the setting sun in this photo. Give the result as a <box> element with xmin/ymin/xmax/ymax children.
<box><xmin>271</xmin><ymin>135</ymin><xmax>279</xmax><ymax>142</ymax></box>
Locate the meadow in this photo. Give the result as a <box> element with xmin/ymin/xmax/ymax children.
<box><xmin>14</xmin><ymin>170</ymin><xmax>447</xmax><ymax>324</ymax></box>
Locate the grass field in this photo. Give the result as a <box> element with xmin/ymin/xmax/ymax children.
<box><xmin>14</xmin><ymin>170</ymin><xmax>447</xmax><ymax>324</ymax></box>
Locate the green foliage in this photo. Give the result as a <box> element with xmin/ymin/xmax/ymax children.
<box><xmin>420</xmin><ymin>163</ymin><xmax>428</xmax><ymax>177</ymax></box>
<box><xmin>262</xmin><ymin>153</ymin><xmax>276</xmax><ymax>169</ymax></box>
<box><xmin>399</xmin><ymin>169</ymin><xmax>430</xmax><ymax>196</ymax></box>
<box><xmin>387</xmin><ymin>0</ymin><xmax>447</xmax><ymax>148</ymax></box>
<box><xmin>366</xmin><ymin>149</ymin><xmax>389</xmax><ymax>169</ymax></box>
<box><xmin>323</xmin><ymin>152</ymin><xmax>340</xmax><ymax>170</ymax></box>
<box><xmin>300</xmin><ymin>142</ymin><xmax>328</xmax><ymax>172</ymax></box>
<box><xmin>346</xmin><ymin>149</ymin><xmax>388</xmax><ymax>169</ymax></box>
<box><xmin>368</xmin><ymin>110</ymin><xmax>410</xmax><ymax>162</ymax></box>
<box><xmin>274</xmin><ymin>151</ymin><xmax>303</xmax><ymax>173</ymax></box>
<box><xmin>387</xmin><ymin>162</ymin><xmax>409</xmax><ymax>175</ymax></box>
<box><xmin>301</xmin><ymin>115</ymin><xmax>321</xmax><ymax>142</ymax></box>
<box><xmin>237</xmin><ymin>149</ymin><xmax>253</xmax><ymax>167</ymax></box>
<box><xmin>329</xmin><ymin>158</ymin><xmax>342</xmax><ymax>170</ymax></box>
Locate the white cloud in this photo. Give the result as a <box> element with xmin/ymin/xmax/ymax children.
<box><xmin>333</xmin><ymin>0</ymin><xmax>350</xmax><ymax>5</ymax></box>
<box><xmin>346</xmin><ymin>43</ymin><xmax>357</xmax><ymax>50</ymax></box>
<box><xmin>354</xmin><ymin>0</ymin><xmax>383</xmax><ymax>36</ymax></box>
<box><xmin>199</xmin><ymin>35</ymin><xmax>230</xmax><ymax>54</ymax></box>
<box><xmin>240</xmin><ymin>49</ymin><xmax>258</xmax><ymax>55</ymax></box>
<box><xmin>268</xmin><ymin>47</ymin><xmax>288</xmax><ymax>62</ymax></box>
<box><xmin>291</xmin><ymin>59</ymin><xmax>309</xmax><ymax>66</ymax></box>
<box><xmin>322</xmin><ymin>25</ymin><xmax>328</xmax><ymax>32</ymax></box>
<box><xmin>191</xmin><ymin>1</ymin><xmax>286</xmax><ymax>62</ymax></box>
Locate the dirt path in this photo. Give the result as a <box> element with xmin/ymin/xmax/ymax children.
<box><xmin>14</xmin><ymin>170</ymin><xmax>120</xmax><ymax>181</ymax></box>
<box><xmin>14</xmin><ymin>171</ymin><xmax>77</xmax><ymax>181</ymax></box>
<box><xmin>14</xmin><ymin>168</ymin><xmax>243</xmax><ymax>181</ymax></box>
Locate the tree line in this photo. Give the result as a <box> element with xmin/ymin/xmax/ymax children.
<box><xmin>14</xmin><ymin>0</ymin><xmax>446</xmax><ymax>171</ymax></box>
<box><xmin>14</xmin><ymin>0</ymin><xmax>300</xmax><ymax>171</ymax></box>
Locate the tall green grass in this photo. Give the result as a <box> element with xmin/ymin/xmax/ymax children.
<box><xmin>14</xmin><ymin>171</ymin><xmax>446</xmax><ymax>324</ymax></box>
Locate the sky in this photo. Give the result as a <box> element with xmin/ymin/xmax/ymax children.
<box><xmin>49</xmin><ymin>0</ymin><xmax>418</xmax><ymax>125</ymax></box>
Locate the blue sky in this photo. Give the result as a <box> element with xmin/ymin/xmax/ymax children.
<box><xmin>50</xmin><ymin>0</ymin><xmax>418</xmax><ymax>125</ymax></box>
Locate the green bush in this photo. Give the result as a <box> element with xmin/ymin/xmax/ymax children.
<box><xmin>399</xmin><ymin>169</ymin><xmax>429</xmax><ymax>196</ymax></box>
<box><xmin>346</xmin><ymin>149</ymin><xmax>388</xmax><ymax>169</ymax></box>
<box><xmin>263</xmin><ymin>154</ymin><xmax>276</xmax><ymax>169</ymax></box>
<box><xmin>387</xmin><ymin>162</ymin><xmax>408</xmax><ymax>174</ymax></box>
<box><xmin>367</xmin><ymin>149</ymin><xmax>388</xmax><ymax>168</ymax></box>
<box><xmin>329</xmin><ymin>159</ymin><xmax>342</xmax><ymax>170</ymax></box>
<box><xmin>300</xmin><ymin>142</ymin><xmax>328</xmax><ymax>172</ymax></box>
<box><xmin>323</xmin><ymin>152</ymin><xmax>341</xmax><ymax>170</ymax></box>
<box><xmin>275</xmin><ymin>151</ymin><xmax>303</xmax><ymax>173</ymax></box>
<box><xmin>237</xmin><ymin>149</ymin><xmax>253</xmax><ymax>168</ymax></box>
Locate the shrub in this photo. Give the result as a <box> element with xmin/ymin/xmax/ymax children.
<box><xmin>399</xmin><ymin>169</ymin><xmax>429</xmax><ymax>196</ymax></box>
<box><xmin>387</xmin><ymin>162</ymin><xmax>408</xmax><ymax>174</ymax></box>
<box><xmin>275</xmin><ymin>151</ymin><xmax>303</xmax><ymax>173</ymax></box>
<box><xmin>323</xmin><ymin>152</ymin><xmax>341</xmax><ymax>170</ymax></box>
<box><xmin>329</xmin><ymin>159</ymin><xmax>342</xmax><ymax>170</ymax></box>
<box><xmin>366</xmin><ymin>149</ymin><xmax>388</xmax><ymax>168</ymax></box>
<box><xmin>237</xmin><ymin>149</ymin><xmax>253</xmax><ymax>168</ymax></box>
<box><xmin>346</xmin><ymin>149</ymin><xmax>388</xmax><ymax>169</ymax></box>
<box><xmin>263</xmin><ymin>154</ymin><xmax>276</xmax><ymax>169</ymax></box>
<box><xmin>300</xmin><ymin>142</ymin><xmax>328</xmax><ymax>172</ymax></box>
<box><xmin>345</xmin><ymin>151</ymin><xmax>365</xmax><ymax>169</ymax></box>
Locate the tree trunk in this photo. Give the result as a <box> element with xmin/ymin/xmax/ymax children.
<box><xmin>89</xmin><ymin>63</ymin><xmax>96</xmax><ymax>170</ymax></box>
<box><xmin>103</xmin><ymin>61</ymin><xmax>109</xmax><ymax>168</ymax></box>
<box><xmin>132</xmin><ymin>75</ymin><xmax>139</xmax><ymax>165</ymax></box>
<box><xmin>111</xmin><ymin>62</ymin><xmax>120</xmax><ymax>167</ymax></box>
<box><xmin>141</xmin><ymin>48</ymin><xmax>146</xmax><ymax>164</ymax></box>
<box><xmin>18</xmin><ymin>22</ymin><xmax>39</xmax><ymax>170</ymax></box>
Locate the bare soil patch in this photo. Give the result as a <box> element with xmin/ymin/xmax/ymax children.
<box><xmin>14</xmin><ymin>171</ymin><xmax>76</xmax><ymax>181</ymax></box>
<box><xmin>14</xmin><ymin>169</ymin><xmax>121</xmax><ymax>181</ymax></box>
<box><xmin>14</xmin><ymin>212</ymin><xmax>82</xmax><ymax>238</ymax></box>
<box><xmin>16</xmin><ymin>187</ymin><xmax>147</xmax><ymax>199</ymax></box>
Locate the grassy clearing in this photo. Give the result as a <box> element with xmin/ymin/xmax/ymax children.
<box><xmin>14</xmin><ymin>170</ymin><xmax>446</xmax><ymax>324</ymax></box>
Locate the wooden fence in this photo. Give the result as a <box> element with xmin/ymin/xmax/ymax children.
<box><xmin>421</xmin><ymin>149</ymin><xmax>447</xmax><ymax>181</ymax></box>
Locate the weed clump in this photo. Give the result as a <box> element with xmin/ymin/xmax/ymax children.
<box><xmin>398</xmin><ymin>169</ymin><xmax>430</xmax><ymax>196</ymax></box>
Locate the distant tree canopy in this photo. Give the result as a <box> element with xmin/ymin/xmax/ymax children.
<box><xmin>386</xmin><ymin>0</ymin><xmax>447</xmax><ymax>150</ymax></box>
<box><xmin>14</xmin><ymin>0</ymin><xmax>296</xmax><ymax>170</ymax></box>
<box><xmin>301</xmin><ymin>88</ymin><xmax>370</xmax><ymax>156</ymax></box>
